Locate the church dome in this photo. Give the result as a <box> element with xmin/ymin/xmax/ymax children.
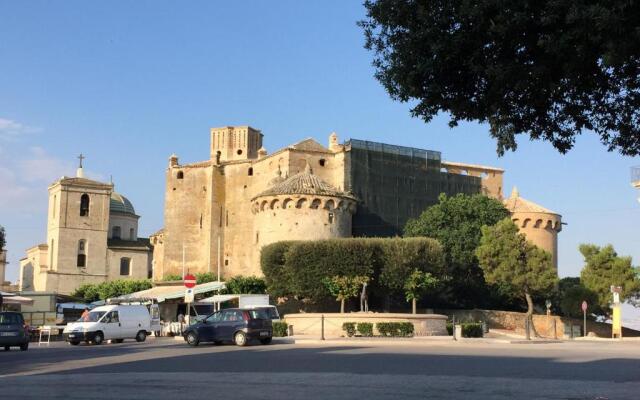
<box><xmin>253</xmin><ymin>164</ymin><xmax>355</xmax><ymax>201</ymax></box>
<box><xmin>110</xmin><ymin>192</ymin><xmax>136</xmax><ymax>216</ymax></box>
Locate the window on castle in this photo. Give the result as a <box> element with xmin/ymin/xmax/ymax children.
<box><xmin>120</xmin><ymin>257</ymin><xmax>131</xmax><ymax>276</ymax></box>
<box><xmin>328</xmin><ymin>212</ymin><xmax>334</xmax><ymax>224</ymax></box>
<box><xmin>319</xmin><ymin>159</ymin><xmax>326</xmax><ymax>167</ymax></box>
<box><xmin>80</xmin><ymin>194</ymin><xmax>90</xmax><ymax>216</ymax></box>
<box><xmin>177</xmin><ymin>171</ymin><xmax>184</xmax><ymax>179</ymax></box>
<box><xmin>112</xmin><ymin>226</ymin><xmax>121</xmax><ymax>239</ymax></box>
<box><xmin>248</xmin><ymin>167</ymin><xmax>253</xmax><ymax>176</ymax></box>
<box><xmin>77</xmin><ymin>240</ymin><xmax>86</xmax><ymax>268</ymax></box>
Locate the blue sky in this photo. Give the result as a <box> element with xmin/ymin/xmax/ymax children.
<box><xmin>1</xmin><ymin>1</ymin><xmax>639</xmax><ymax>291</ymax></box>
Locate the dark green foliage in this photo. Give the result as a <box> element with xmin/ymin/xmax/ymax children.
<box><xmin>446</xmin><ymin>323</ymin><xmax>453</xmax><ymax>336</ymax></box>
<box><xmin>446</xmin><ymin>322</ymin><xmax>484</xmax><ymax>337</ymax></box>
<box><xmin>376</xmin><ymin>322</ymin><xmax>414</xmax><ymax>337</ymax></box>
<box><xmin>342</xmin><ymin>322</ymin><xmax>357</xmax><ymax>337</ymax></box>
<box><xmin>560</xmin><ymin>284</ymin><xmax>599</xmax><ymax>319</ymax></box>
<box><xmin>579</xmin><ymin>244</ymin><xmax>640</xmax><ymax>316</ymax></box>
<box><xmin>360</xmin><ymin>0</ymin><xmax>640</xmax><ymax>156</ymax></box>
<box><xmin>261</xmin><ymin>241</ymin><xmax>297</xmax><ymax>298</ymax></box>
<box><xmin>163</xmin><ymin>274</ymin><xmax>182</xmax><ymax>282</ymax></box>
<box><xmin>225</xmin><ymin>276</ymin><xmax>267</xmax><ymax>294</ymax></box>
<box><xmin>272</xmin><ymin>321</ymin><xmax>288</xmax><ymax>337</ymax></box>
<box><xmin>357</xmin><ymin>322</ymin><xmax>374</xmax><ymax>337</ymax></box>
<box><xmin>71</xmin><ymin>279</ymin><xmax>153</xmax><ymax>302</ymax></box>
<box><xmin>404</xmin><ymin>194</ymin><xmax>510</xmax><ymax>307</ymax></box>
<box><xmin>261</xmin><ymin>238</ymin><xmax>444</xmax><ymax>308</ymax></box>
<box><xmin>195</xmin><ymin>272</ymin><xmax>217</xmax><ymax>284</ymax></box>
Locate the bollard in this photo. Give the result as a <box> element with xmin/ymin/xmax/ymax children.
<box><xmin>552</xmin><ymin>318</ymin><xmax>557</xmax><ymax>340</ymax></box>
<box><xmin>452</xmin><ymin>315</ymin><xmax>456</xmax><ymax>341</ymax></box>
<box><xmin>525</xmin><ymin>318</ymin><xmax>531</xmax><ymax>341</ymax></box>
<box><xmin>320</xmin><ymin>314</ymin><xmax>325</xmax><ymax>341</ymax></box>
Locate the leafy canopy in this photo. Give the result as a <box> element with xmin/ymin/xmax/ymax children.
<box><xmin>476</xmin><ymin>218</ymin><xmax>557</xmax><ymax>302</ymax></box>
<box><xmin>323</xmin><ymin>275</ymin><xmax>369</xmax><ymax>302</ymax></box>
<box><xmin>360</xmin><ymin>0</ymin><xmax>640</xmax><ymax>156</ymax></box>
<box><xmin>404</xmin><ymin>193</ymin><xmax>510</xmax><ymax>306</ymax></box>
<box><xmin>579</xmin><ymin>244</ymin><xmax>640</xmax><ymax>312</ymax></box>
<box><xmin>224</xmin><ymin>276</ymin><xmax>267</xmax><ymax>295</ymax></box>
<box><xmin>560</xmin><ymin>284</ymin><xmax>599</xmax><ymax>319</ymax></box>
<box><xmin>404</xmin><ymin>270</ymin><xmax>439</xmax><ymax>303</ymax></box>
<box><xmin>71</xmin><ymin>279</ymin><xmax>153</xmax><ymax>302</ymax></box>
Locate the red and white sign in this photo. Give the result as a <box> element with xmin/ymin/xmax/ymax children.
<box><xmin>184</xmin><ymin>274</ymin><xmax>197</xmax><ymax>289</ymax></box>
<box><xmin>581</xmin><ymin>301</ymin><xmax>588</xmax><ymax>312</ymax></box>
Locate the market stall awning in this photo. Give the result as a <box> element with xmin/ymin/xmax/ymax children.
<box><xmin>197</xmin><ymin>294</ymin><xmax>240</xmax><ymax>304</ymax></box>
<box><xmin>1</xmin><ymin>294</ymin><xmax>34</xmax><ymax>305</ymax></box>
<box><xmin>113</xmin><ymin>281</ymin><xmax>226</xmax><ymax>303</ymax></box>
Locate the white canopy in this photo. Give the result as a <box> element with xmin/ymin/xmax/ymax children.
<box><xmin>112</xmin><ymin>281</ymin><xmax>226</xmax><ymax>303</ymax></box>
<box><xmin>0</xmin><ymin>292</ymin><xmax>34</xmax><ymax>306</ymax></box>
<box><xmin>197</xmin><ymin>294</ymin><xmax>240</xmax><ymax>304</ymax></box>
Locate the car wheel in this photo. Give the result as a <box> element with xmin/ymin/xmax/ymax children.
<box><xmin>260</xmin><ymin>337</ymin><xmax>272</xmax><ymax>345</ymax></box>
<box><xmin>92</xmin><ymin>332</ymin><xmax>104</xmax><ymax>345</ymax></box>
<box><xmin>69</xmin><ymin>341</ymin><xmax>80</xmax><ymax>346</ymax></box>
<box><xmin>186</xmin><ymin>332</ymin><xmax>199</xmax><ymax>347</ymax></box>
<box><xmin>20</xmin><ymin>343</ymin><xmax>29</xmax><ymax>351</ymax></box>
<box><xmin>114</xmin><ymin>339</ymin><xmax>124</xmax><ymax>344</ymax></box>
<box><xmin>135</xmin><ymin>331</ymin><xmax>147</xmax><ymax>342</ymax></box>
<box><xmin>4</xmin><ymin>346</ymin><xmax>9</xmax><ymax>351</ymax></box>
<box><xmin>234</xmin><ymin>331</ymin><xmax>247</xmax><ymax>346</ymax></box>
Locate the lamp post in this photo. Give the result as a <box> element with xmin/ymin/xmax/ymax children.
<box><xmin>545</xmin><ymin>299</ymin><xmax>552</xmax><ymax>338</ymax></box>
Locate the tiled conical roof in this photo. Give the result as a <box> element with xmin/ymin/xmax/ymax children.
<box><xmin>503</xmin><ymin>187</ymin><xmax>557</xmax><ymax>214</ymax></box>
<box><xmin>253</xmin><ymin>164</ymin><xmax>355</xmax><ymax>200</ymax></box>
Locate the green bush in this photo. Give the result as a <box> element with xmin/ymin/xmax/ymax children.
<box><xmin>446</xmin><ymin>322</ymin><xmax>453</xmax><ymax>335</ymax></box>
<box><xmin>342</xmin><ymin>322</ymin><xmax>357</xmax><ymax>337</ymax></box>
<box><xmin>195</xmin><ymin>272</ymin><xmax>218</xmax><ymax>284</ymax></box>
<box><xmin>398</xmin><ymin>322</ymin><xmax>414</xmax><ymax>337</ymax></box>
<box><xmin>163</xmin><ymin>274</ymin><xmax>182</xmax><ymax>282</ymax></box>
<box><xmin>376</xmin><ymin>322</ymin><xmax>414</xmax><ymax>337</ymax></box>
<box><xmin>70</xmin><ymin>279</ymin><xmax>153</xmax><ymax>302</ymax></box>
<box><xmin>272</xmin><ymin>321</ymin><xmax>288</xmax><ymax>337</ymax></box>
<box><xmin>261</xmin><ymin>241</ymin><xmax>297</xmax><ymax>298</ymax></box>
<box><xmin>357</xmin><ymin>322</ymin><xmax>374</xmax><ymax>337</ymax></box>
<box><xmin>447</xmin><ymin>322</ymin><xmax>484</xmax><ymax>338</ymax></box>
<box><xmin>225</xmin><ymin>276</ymin><xmax>267</xmax><ymax>294</ymax></box>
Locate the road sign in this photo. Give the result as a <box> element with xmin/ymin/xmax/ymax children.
<box><xmin>184</xmin><ymin>274</ymin><xmax>196</xmax><ymax>289</ymax></box>
<box><xmin>184</xmin><ymin>288</ymin><xmax>194</xmax><ymax>303</ymax></box>
<box><xmin>581</xmin><ymin>301</ymin><xmax>587</xmax><ymax>312</ymax></box>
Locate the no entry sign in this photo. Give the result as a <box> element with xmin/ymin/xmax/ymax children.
<box><xmin>184</xmin><ymin>274</ymin><xmax>197</xmax><ymax>289</ymax></box>
<box><xmin>581</xmin><ymin>301</ymin><xmax>588</xmax><ymax>312</ymax></box>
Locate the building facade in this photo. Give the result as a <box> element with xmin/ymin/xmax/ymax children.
<box><xmin>19</xmin><ymin>166</ymin><xmax>153</xmax><ymax>295</ymax></box>
<box><xmin>152</xmin><ymin>125</ymin><xmax>559</xmax><ymax>280</ymax></box>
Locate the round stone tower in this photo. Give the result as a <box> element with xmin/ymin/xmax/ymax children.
<box><xmin>503</xmin><ymin>187</ymin><xmax>562</xmax><ymax>271</ymax></box>
<box><xmin>251</xmin><ymin>163</ymin><xmax>357</xmax><ymax>248</ymax></box>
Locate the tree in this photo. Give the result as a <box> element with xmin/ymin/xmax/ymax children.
<box><xmin>323</xmin><ymin>275</ymin><xmax>369</xmax><ymax>313</ymax></box>
<box><xmin>579</xmin><ymin>244</ymin><xmax>640</xmax><ymax>316</ymax></box>
<box><xmin>404</xmin><ymin>270</ymin><xmax>439</xmax><ymax>314</ymax></box>
<box><xmin>225</xmin><ymin>276</ymin><xmax>267</xmax><ymax>295</ymax></box>
<box><xmin>404</xmin><ymin>193</ymin><xmax>510</xmax><ymax>307</ymax></box>
<box><xmin>70</xmin><ymin>279</ymin><xmax>153</xmax><ymax>302</ymax></box>
<box><xmin>360</xmin><ymin>0</ymin><xmax>640</xmax><ymax>156</ymax></box>
<box><xmin>560</xmin><ymin>284</ymin><xmax>599</xmax><ymax>319</ymax></box>
<box><xmin>476</xmin><ymin>219</ymin><xmax>557</xmax><ymax>334</ymax></box>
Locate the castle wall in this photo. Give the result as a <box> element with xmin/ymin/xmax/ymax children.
<box><xmin>106</xmin><ymin>248</ymin><xmax>151</xmax><ymax>281</ymax></box>
<box><xmin>511</xmin><ymin>212</ymin><xmax>561</xmax><ymax>270</ymax></box>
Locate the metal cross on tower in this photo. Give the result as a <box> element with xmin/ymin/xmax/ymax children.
<box><xmin>78</xmin><ymin>153</ymin><xmax>85</xmax><ymax>169</ymax></box>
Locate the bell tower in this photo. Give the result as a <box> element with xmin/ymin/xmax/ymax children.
<box><xmin>210</xmin><ymin>126</ymin><xmax>263</xmax><ymax>163</ymax></box>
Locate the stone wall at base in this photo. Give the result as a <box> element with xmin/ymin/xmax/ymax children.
<box><xmin>283</xmin><ymin>312</ymin><xmax>448</xmax><ymax>338</ymax></box>
<box><xmin>435</xmin><ymin>309</ymin><xmax>640</xmax><ymax>338</ymax></box>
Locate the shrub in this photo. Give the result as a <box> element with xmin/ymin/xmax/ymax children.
<box><xmin>163</xmin><ymin>274</ymin><xmax>182</xmax><ymax>281</ymax></box>
<box><xmin>195</xmin><ymin>272</ymin><xmax>218</xmax><ymax>284</ymax></box>
<box><xmin>357</xmin><ymin>322</ymin><xmax>374</xmax><ymax>337</ymax></box>
<box><xmin>272</xmin><ymin>321</ymin><xmax>288</xmax><ymax>337</ymax></box>
<box><xmin>70</xmin><ymin>279</ymin><xmax>153</xmax><ymax>302</ymax></box>
<box><xmin>376</xmin><ymin>322</ymin><xmax>414</xmax><ymax>337</ymax></box>
<box><xmin>261</xmin><ymin>241</ymin><xmax>297</xmax><ymax>298</ymax></box>
<box><xmin>398</xmin><ymin>322</ymin><xmax>414</xmax><ymax>337</ymax></box>
<box><xmin>446</xmin><ymin>322</ymin><xmax>453</xmax><ymax>335</ymax></box>
<box><xmin>342</xmin><ymin>322</ymin><xmax>357</xmax><ymax>337</ymax></box>
<box><xmin>225</xmin><ymin>276</ymin><xmax>267</xmax><ymax>294</ymax></box>
<box><xmin>461</xmin><ymin>323</ymin><xmax>484</xmax><ymax>338</ymax></box>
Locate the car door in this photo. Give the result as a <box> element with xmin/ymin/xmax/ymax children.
<box><xmin>218</xmin><ymin>310</ymin><xmax>244</xmax><ymax>340</ymax></box>
<box><xmin>101</xmin><ymin>311</ymin><xmax>122</xmax><ymax>340</ymax></box>
<box><xmin>200</xmin><ymin>312</ymin><xmax>222</xmax><ymax>341</ymax></box>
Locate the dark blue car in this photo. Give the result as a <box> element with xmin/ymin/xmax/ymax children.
<box><xmin>183</xmin><ymin>308</ymin><xmax>272</xmax><ymax>346</ymax></box>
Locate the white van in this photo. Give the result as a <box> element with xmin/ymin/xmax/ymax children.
<box><xmin>63</xmin><ymin>305</ymin><xmax>154</xmax><ymax>345</ymax></box>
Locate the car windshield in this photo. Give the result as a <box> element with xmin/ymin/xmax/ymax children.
<box><xmin>77</xmin><ymin>311</ymin><xmax>105</xmax><ymax>322</ymax></box>
<box><xmin>0</xmin><ymin>313</ymin><xmax>23</xmax><ymax>325</ymax></box>
<box><xmin>246</xmin><ymin>309</ymin><xmax>270</xmax><ymax>320</ymax></box>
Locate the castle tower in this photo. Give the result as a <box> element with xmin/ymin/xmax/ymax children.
<box><xmin>251</xmin><ymin>163</ymin><xmax>357</xmax><ymax>249</ymax></box>
<box><xmin>504</xmin><ymin>187</ymin><xmax>562</xmax><ymax>271</ymax></box>
<box><xmin>210</xmin><ymin>126</ymin><xmax>263</xmax><ymax>163</ymax></box>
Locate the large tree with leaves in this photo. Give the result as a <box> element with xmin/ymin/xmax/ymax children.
<box><xmin>476</xmin><ymin>218</ymin><xmax>557</xmax><ymax>334</ymax></box>
<box><xmin>579</xmin><ymin>244</ymin><xmax>640</xmax><ymax>316</ymax></box>
<box><xmin>360</xmin><ymin>0</ymin><xmax>640</xmax><ymax>156</ymax></box>
<box><xmin>404</xmin><ymin>193</ymin><xmax>510</xmax><ymax>307</ymax></box>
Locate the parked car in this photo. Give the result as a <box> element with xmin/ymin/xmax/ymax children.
<box><xmin>183</xmin><ymin>308</ymin><xmax>272</xmax><ymax>347</ymax></box>
<box><xmin>63</xmin><ymin>305</ymin><xmax>153</xmax><ymax>345</ymax></box>
<box><xmin>0</xmin><ymin>312</ymin><xmax>29</xmax><ymax>351</ymax></box>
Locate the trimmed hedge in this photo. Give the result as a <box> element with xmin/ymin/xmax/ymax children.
<box><xmin>272</xmin><ymin>321</ymin><xmax>288</xmax><ymax>337</ymax></box>
<box><xmin>446</xmin><ymin>322</ymin><xmax>484</xmax><ymax>338</ymax></box>
<box><xmin>357</xmin><ymin>322</ymin><xmax>374</xmax><ymax>337</ymax></box>
<box><xmin>377</xmin><ymin>322</ymin><xmax>414</xmax><ymax>337</ymax></box>
<box><xmin>343</xmin><ymin>322</ymin><xmax>357</xmax><ymax>337</ymax></box>
<box><xmin>261</xmin><ymin>237</ymin><xmax>443</xmax><ymax>306</ymax></box>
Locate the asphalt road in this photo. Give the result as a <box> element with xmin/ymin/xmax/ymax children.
<box><xmin>1</xmin><ymin>338</ymin><xmax>639</xmax><ymax>399</ymax></box>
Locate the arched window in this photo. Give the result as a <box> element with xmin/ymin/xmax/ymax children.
<box><xmin>177</xmin><ymin>171</ymin><xmax>184</xmax><ymax>179</ymax></box>
<box><xmin>120</xmin><ymin>257</ymin><xmax>131</xmax><ymax>276</ymax></box>
<box><xmin>112</xmin><ymin>226</ymin><xmax>121</xmax><ymax>239</ymax></box>
<box><xmin>77</xmin><ymin>240</ymin><xmax>86</xmax><ymax>268</ymax></box>
<box><xmin>319</xmin><ymin>159</ymin><xmax>326</xmax><ymax>167</ymax></box>
<box><xmin>52</xmin><ymin>195</ymin><xmax>57</xmax><ymax>218</ymax></box>
<box><xmin>80</xmin><ymin>194</ymin><xmax>90</xmax><ymax>216</ymax></box>
<box><xmin>248</xmin><ymin>167</ymin><xmax>253</xmax><ymax>176</ymax></box>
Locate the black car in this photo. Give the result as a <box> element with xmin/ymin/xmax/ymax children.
<box><xmin>0</xmin><ymin>312</ymin><xmax>29</xmax><ymax>351</ymax></box>
<box><xmin>183</xmin><ymin>308</ymin><xmax>272</xmax><ymax>346</ymax></box>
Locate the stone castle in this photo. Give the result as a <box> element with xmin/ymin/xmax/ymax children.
<box><xmin>16</xmin><ymin>125</ymin><xmax>562</xmax><ymax>295</ymax></box>
<box><xmin>150</xmin><ymin>126</ymin><xmax>562</xmax><ymax>280</ymax></box>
